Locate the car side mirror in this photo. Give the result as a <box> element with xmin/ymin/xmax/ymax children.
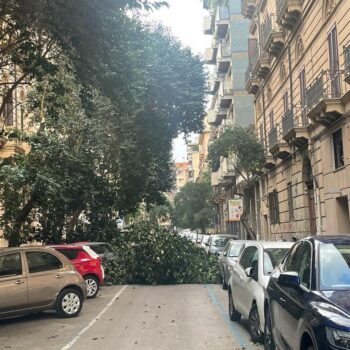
<box><xmin>223</xmin><ymin>252</ymin><xmax>227</xmax><ymax>257</ymax></box>
<box><xmin>245</xmin><ymin>267</ymin><xmax>254</xmax><ymax>277</ymax></box>
<box><xmin>277</xmin><ymin>272</ymin><xmax>300</xmax><ymax>288</ymax></box>
<box><xmin>205</xmin><ymin>242</ymin><xmax>209</xmax><ymax>246</ymax></box>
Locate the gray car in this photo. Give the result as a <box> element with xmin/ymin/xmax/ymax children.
<box><xmin>0</xmin><ymin>246</ymin><xmax>87</xmax><ymax>319</ymax></box>
<box><xmin>206</xmin><ymin>234</ymin><xmax>235</xmax><ymax>255</ymax></box>
<box><xmin>218</xmin><ymin>240</ymin><xmax>247</xmax><ymax>290</ymax></box>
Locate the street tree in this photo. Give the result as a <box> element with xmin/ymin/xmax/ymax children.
<box><xmin>207</xmin><ymin>126</ymin><xmax>265</xmax><ymax>238</ymax></box>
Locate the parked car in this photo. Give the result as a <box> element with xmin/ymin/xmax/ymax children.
<box><xmin>264</xmin><ymin>235</ymin><xmax>350</xmax><ymax>350</ymax></box>
<box><xmin>206</xmin><ymin>234</ymin><xmax>235</xmax><ymax>255</ymax></box>
<box><xmin>218</xmin><ymin>240</ymin><xmax>247</xmax><ymax>290</ymax></box>
<box><xmin>200</xmin><ymin>234</ymin><xmax>210</xmax><ymax>249</ymax></box>
<box><xmin>48</xmin><ymin>244</ymin><xmax>104</xmax><ymax>299</ymax></box>
<box><xmin>74</xmin><ymin>242</ymin><xmax>114</xmax><ymax>261</ymax></box>
<box><xmin>0</xmin><ymin>246</ymin><xmax>87</xmax><ymax>319</ymax></box>
<box><xmin>228</xmin><ymin>241</ymin><xmax>293</xmax><ymax>343</ymax></box>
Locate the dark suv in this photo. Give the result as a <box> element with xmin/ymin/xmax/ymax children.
<box><xmin>264</xmin><ymin>235</ymin><xmax>350</xmax><ymax>350</ymax></box>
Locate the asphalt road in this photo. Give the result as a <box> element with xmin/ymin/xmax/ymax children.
<box><xmin>0</xmin><ymin>285</ymin><xmax>263</xmax><ymax>350</ymax></box>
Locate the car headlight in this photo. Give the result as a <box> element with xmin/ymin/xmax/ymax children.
<box><xmin>327</xmin><ymin>327</ymin><xmax>350</xmax><ymax>349</ymax></box>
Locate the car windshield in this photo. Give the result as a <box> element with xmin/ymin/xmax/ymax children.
<box><xmin>228</xmin><ymin>243</ymin><xmax>243</xmax><ymax>257</ymax></box>
<box><xmin>264</xmin><ymin>248</ymin><xmax>289</xmax><ymax>275</ymax></box>
<box><xmin>319</xmin><ymin>243</ymin><xmax>350</xmax><ymax>290</ymax></box>
<box><xmin>212</xmin><ymin>237</ymin><xmax>230</xmax><ymax>247</ymax></box>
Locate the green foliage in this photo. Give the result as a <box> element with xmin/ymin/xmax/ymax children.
<box><xmin>104</xmin><ymin>221</ymin><xmax>220</xmax><ymax>285</ymax></box>
<box><xmin>173</xmin><ymin>179</ymin><xmax>214</xmax><ymax>234</ymax></box>
<box><xmin>207</xmin><ymin>126</ymin><xmax>265</xmax><ymax>178</ymax></box>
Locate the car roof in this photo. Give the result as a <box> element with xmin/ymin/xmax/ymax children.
<box><xmin>305</xmin><ymin>235</ymin><xmax>350</xmax><ymax>244</ymax></box>
<box><xmin>246</xmin><ymin>241</ymin><xmax>294</xmax><ymax>249</ymax></box>
<box><xmin>73</xmin><ymin>242</ymin><xmax>108</xmax><ymax>246</ymax></box>
<box><xmin>212</xmin><ymin>234</ymin><xmax>237</xmax><ymax>238</ymax></box>
<box><xmin>0</xmin><ymin>246</ymin><xmax>59</xmax><ymax>255</ymax></box>
<box><xmin>47</xmin><ymin>244</ymin><xmax>84</xmax><ymax>249</ymax></box>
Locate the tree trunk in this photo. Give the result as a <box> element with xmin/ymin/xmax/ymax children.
<box><xmin>65</xmin><ymin>208</ymin><xmax>83</xmax><ymax>243</ymax></box>
<box><xmin>7</xmin><ymin>196</ymin><xmax>35</xmax><ymax>247</ymax></box>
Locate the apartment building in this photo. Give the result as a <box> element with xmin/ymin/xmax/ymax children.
<box><xmin>203</xmin><ymin>0</ymin><xmax>254</xmax><ymax>238</ymax></box>
<box><xmin>244</xmin><ymin>0</ymin><xmax>350</xmax><ymax>239</ymax></box>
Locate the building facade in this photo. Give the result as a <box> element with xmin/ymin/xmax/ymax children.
<box><xmin>243</xmin><ymin>0</ymin><xmax>350</xmax><ymax>239</ymax></box>
<box><xmin>203</xmin><ymin>0</ymin><xmax>254</xmax><ymax>238</ymax></box>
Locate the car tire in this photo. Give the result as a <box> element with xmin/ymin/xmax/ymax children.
<box><xmin>84</xmin><ymin>275</ymin><xmax>100</xmax><ymax>299</ymax></box>
<box><xmin>228</xmin><ymin>290</ymin><xmax>241</xmax><ymax>321</ymax></box>
<box><xmin>55</xmin><ymin>288</ymin><xmax>83</xmax><ymax>318</ymax></box>
<box><xmin>264</xmin><ymin>307</ymin><xmax>276</xmax><ymax>350</ymax></box>
<box><xmin>248</xmin><ymin>304</ymin><xmax>263</xmax><ymax>343</ymax></box>
<box><xmin>306</xmin><ymin>346</ymin><xmax>315</xmax><ymax>350</ymax></box>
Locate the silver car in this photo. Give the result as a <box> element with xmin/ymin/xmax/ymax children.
<box><xmin>228</xmin><ymin>241</ymin><xmax>293</xmax><ymax>343</ymax></box>
<box><xmin>218</xmin><ymin>240</ymin><xmax>247</xmax><ymax>290</ymax></box>
<box><xmin>206</xmin><ymin>234</ymin><xmax>235</xmax><ymax>255</ymax></box>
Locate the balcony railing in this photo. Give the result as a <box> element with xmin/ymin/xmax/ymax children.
<box><xmin>276</xmin><ymin>0</ymin><xmax>286</xmax><ymax>19</ymax></box>
<box><xmin>344</xmin><ymin>45</ymin><xmax>350</xmax><ymax>82</ymax></box>
<box><xmin>216</xmin><ymin>6</ymin><xmax>230</xmax><ymax>22</ymax></box>
<box><xmin>282</xmin><ymin>109</ymin><xmax>294</xmax><ymax>136</ymax></box>
<box><xmin>219</xmin><ymin>81</ymin><xmax>233</xmax><ymax>97</ymax></box>
<box><xmin>262</xmin><ymin>14</ymin><xmax>284</xmax><ymax>56</ymax></box>
<box><xmin>217</xmin><ymin>44</ymin><xmax>231</xmax><ymax>60</ymax></box>
<box><xmin>245</xmin><ymin>65</ymin><xmax>259</xmax><ymax>94</ymax></box>
<box><xmin>203</xmin><ymin>16</ymin><xmax>214</xmax><ymax>35</ymax></box>
<box><xmin>276</xmin><ymin>0</ymin><xmax>302</xmax><ymax>30</ymax></box>
<box><xmin>268</xmin><ymin>125</ymin><xmax>278</xmax><ymax>149</ymax></box>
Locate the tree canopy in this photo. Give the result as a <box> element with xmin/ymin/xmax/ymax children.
<box><xmin>0</xmin><ymin>0</ymin><xmax>207</xmax><ymax>246</ymax></box>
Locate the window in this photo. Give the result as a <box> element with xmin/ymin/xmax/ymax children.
<box><xmin>264</xmin><ymin>248</ymin><xmax>289</xmax><ymax>275</ymax></box>
<box><xmin>239</xmin><ymin>246</ymin><xmax>258</xmax><ymax>270</ymax></box>
<box><xmin>269</xmin><ymin>190</ymin><xmax>280</xmax><ymax>225</ymax></box>
<box><xmin>55</xmin><ymin>249</ymin><xmax>79</xmax><ymax>260</ymax></box>
<box><xmin>3</xmin><ymin>92</ymin><xmax>13</xmax><ymax>126</ymax></box>
<box><xmin>333</xmin><ymin>128</ymin><xmax>344</xmax><ymax>169</ymax></box>
<box><xmin>283</xmin><ymin>91</ymin><xmax>289</xmax><ymax>113</ymax></box>
<box><xmin>287</xmin><ymin>182</ymin><xmax>294</xmax><ymax>221</ymax></box>
<box><xmin>284</xmin><ymin>241</ymin><xmax>312</xmax><ymax>289</ymax></box>
<box><xmin>26</xmin><ymin>252</ymin><xmax>63</xmax><ymax>273</ymax></box>
<box><xmin>228</xmin><ymin>243</ymin><xmax>243</xmax><ymax>257</ymax></box>
<box><xmin>0</xmin><ymin>253</ymin><xmax>22</xmax><ymax>277</ymax></box>
<box><xmin>299</xmin><ymin>69</ymin><xmax>307</xmax><ymax>125</ymax></box>
<box><xmin>328</xmin><ymin>26</ymin><xmax>340</xmax><ymax>98</ymax></box>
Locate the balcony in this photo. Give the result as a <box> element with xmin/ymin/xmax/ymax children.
<box><xmin>218</xmin><ymin>81</ymin><xmax>233</xmax><ymax>107</ymax></box>
<box><xmin>281</xmin><ymin>108</ymin><xmax>309</xmax><ymax>148</ymax></box>
<box><xmin>203</xmin><ymin>15</ymin><xmax>214</xmax><ymax>35</ymax></box>
<box><xmin>305</xmin><ymin>70</ymin><xmax>347</xmax><ymax>126</ymax></box>
<box><xmin>204</xmin><ymin>47</ymin><xmax>218</xmax><ymax>65</ymax></box>
<box><xmin>217</xmin><ymin>44</ymin><xmax>231</xmax><ymax>73</ymax></box>
<box><xmin>208</xmin><ymin>68</ymin><xmax>226</xmax><ymax>94</ymax></box>
<box><xmin>218</xmin><ymin>157</ymin><xmax>235</xmax><ymax>186</ymax></box>
<box><xmin>214</xmin><ymin>7</ymin><xmax>230</xmax><ymax>39</ymax></box>
<box><xmin>211</xmin><ymin>171</ymin><xmax>220</xmax><ymax>186</ymax></box>
<box><xmin>248</xmin><ymin>38</ymin><xmax>271</xmax><ymax>79</ymax></box>
<box><xmin>276</xmin><ymin>0</ymin><xmax>302</xmax><ymax>31</ymax></box>
<box><xmin>245</xmin><ymin>66</ymin><xmax>259</xmax><ymax>95</ymax></box>
<box><xmin>268</xmin><ymin>124</ymin><xmax>291</xmax><ymax>159</ymax></box>
<box><xmin>241</xmin><ymin>0</ymin><xmax>256</xmax><ymax>19</ymax></box>
<box><xmin>207</xmin><ymin>109</ymin><xmax>217</xmax><ymax>125</ymax></box>
<box><xmin>344</xmin><ymin>45</ymin><xmax>350</xmax><ymax>84</ymax></box>
<box><xmin>218</xmin><ymin>118</ymin><xmax>234</xmax><ymax>135</ymax></box>
<box><xmin>263</xmin><ymin>154</ymin><xmax>276</xmax><ymax>169</ymax></box>
<box><xmin>208</xmin><ymin>98</ymin><xmax>228</xmax><ymax>126</ymax></box>
<box><xmin>262</xmin><ymin>14</ymin><xmax>285</xmax><ymax>57</ymax></box>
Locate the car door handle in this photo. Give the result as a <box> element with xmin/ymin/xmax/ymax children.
<box><xmin>239</xmin><ymin>275</ymin><xmax>244</xmax><ymax>280</ymax></box>
<box><xmin>15</xmin><ymin>280</ymin><xmax>24</xmax><ymax>285</ymax></box>
<box><xmin>280</xmin><ymin>297</ymin><xmax>286</xmax><ymax>303</ymax></box>
<box><xmin>55</xmin><ymin>274</ymin><xmax>64</xmax><ymax>279</ymax></box>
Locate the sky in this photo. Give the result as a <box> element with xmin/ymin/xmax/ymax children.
<box><xmin>147</xmin><ymin>0</ymin><xmax>211</xmax><ymax>162</ymax></box>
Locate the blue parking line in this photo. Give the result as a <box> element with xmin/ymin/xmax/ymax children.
<box><xmin>206</xmin><ymin>284</ymin><xmax>255</xmax><ymax>349</ymax></box>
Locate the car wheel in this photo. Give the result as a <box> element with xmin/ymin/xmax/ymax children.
<box><xmin>84</xmin><ymin>275</ymin><xmax>99</xmax><ymax>299</ymax></box>
<box><xmin>264</xmin><ymin>307</ymin><xmax>276</xmax><ymax>350</ymax></box>
<box><xmin>228</xmin><ymin>290</ymin><xmax>241</xmax><ymax>321</ymax></box>
<box><xmin>56</xmin><ymin>288</ymin><xmax>83</xmax><ymax>318</ymax></box>
<box><xmin>248</xmin><ymin>304</ymin><xmax>263</xmax><ymax>343</ymax></box>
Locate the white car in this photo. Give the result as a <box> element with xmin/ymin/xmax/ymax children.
<box><xmin>228</xmin><ymin>241</ymin><xmax>293</xmax><ymax>343</ymax></box>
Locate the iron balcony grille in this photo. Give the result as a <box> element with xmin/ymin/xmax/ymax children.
<box><xmin>262</xmin><ymin>15</ymin><xmax>273</xmax><ymax>48</ymax></box>
<box><xmin>268</xmin><ymin>126</ymin><xmax>278</xmax><ymax>149</ymax></box>
<box><xmin>282</xmin><ymin>109</ymin><xmax>294</xmax><ymax>136</ymax></box>
<box><xmin>276</xmin><ymin>0</ymin><xmax>286</xmax><ymax>19</ymax></box>
<box><xmin>305</xmin><ymin>74</ymin><xmax>323</xmax><ymax>110</ymax></box>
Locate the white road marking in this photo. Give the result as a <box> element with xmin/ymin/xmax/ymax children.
<box><xmin>61</xmin><ymin>285</ymin><xmax>128</xmax><ymax>350</ymax></box>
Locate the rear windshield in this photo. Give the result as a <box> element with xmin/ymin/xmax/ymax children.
<box><xmin>56</xmin><ymin>249</ymin><xmax>79</xmax><ymax>260</ymax></box>
<box><xmin>264</xmin><ymin>248</ymin><xmax>289</xmax><ymax>275</ymax></box>
<box><xmin>319</xmin><ymin>243</ymin><xmax>350</xmax><ymax>290</ymax></box>
<box><xmin>212</xmin><ymin>237</ymin><xmax>230</xmax><ymax>247</ymax></box>
<box><xmin>228</xmin><ymin>243</ymin><xmax>243</xmax><ymax>257</ymax></box>
<box><xmin>89</xmin><ymin>244</ymin><xmax>111</xmax><ymax>255</ymax></box>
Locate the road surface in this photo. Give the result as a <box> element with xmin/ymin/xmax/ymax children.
<box><xmin>0</xmin><ymin>285</ymin><xmax>263</xmax><ymax>350</ymax></box>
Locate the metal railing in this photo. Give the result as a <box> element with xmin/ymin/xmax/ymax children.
<box><xmin>215</xmin><ymin>6</ymin><xmax>230</xmax><ymax>22</ymax></box>
<box><xmin>268</xmin><ymin>125</ymin><xmax>278</xmax><ymax>149</ymax></box>
<box><xmin>262</xmin><ymin>14</ymin><xmax>280</xmax><ymax>48</ymax></box>
<box><xmin>219</xmin><ymin>81</ymin><xmax>233</xmax><ymax>96</ymax></box>
<box><xmin>305</xmin><ymin>70</ymin><xmax>345</xmax><ymax>112</ymax></box>
<box><xmin>217</xmin><ymin>44</ymin><xmax>231</xmax><ymax>60</ymax></box>
<box><xmin>282</xmin><ymin>109</ymin><xmax>294</xmax><ymax>136</ymax></box>
<box><xmin>276</xmin><ymin>0</ymin><xmax>286</xmax><ymax>19</ymax></box>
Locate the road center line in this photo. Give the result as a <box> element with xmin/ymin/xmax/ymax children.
<box><xmin>61</xmin><ymin>285</ymin><xmax>128</xmax><ymax>350</ymax></box>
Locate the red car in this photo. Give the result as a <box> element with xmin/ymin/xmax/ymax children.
<box><xmin>48</xmin><ymin>244</ymin><xmax>104</xmax><ymax>299</ymax></box>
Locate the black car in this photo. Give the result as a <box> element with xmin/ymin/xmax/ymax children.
<box><xmin>264</xmin><ymin>235</ymin><xmax>350</xmax><ymax>350</ymax></box>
